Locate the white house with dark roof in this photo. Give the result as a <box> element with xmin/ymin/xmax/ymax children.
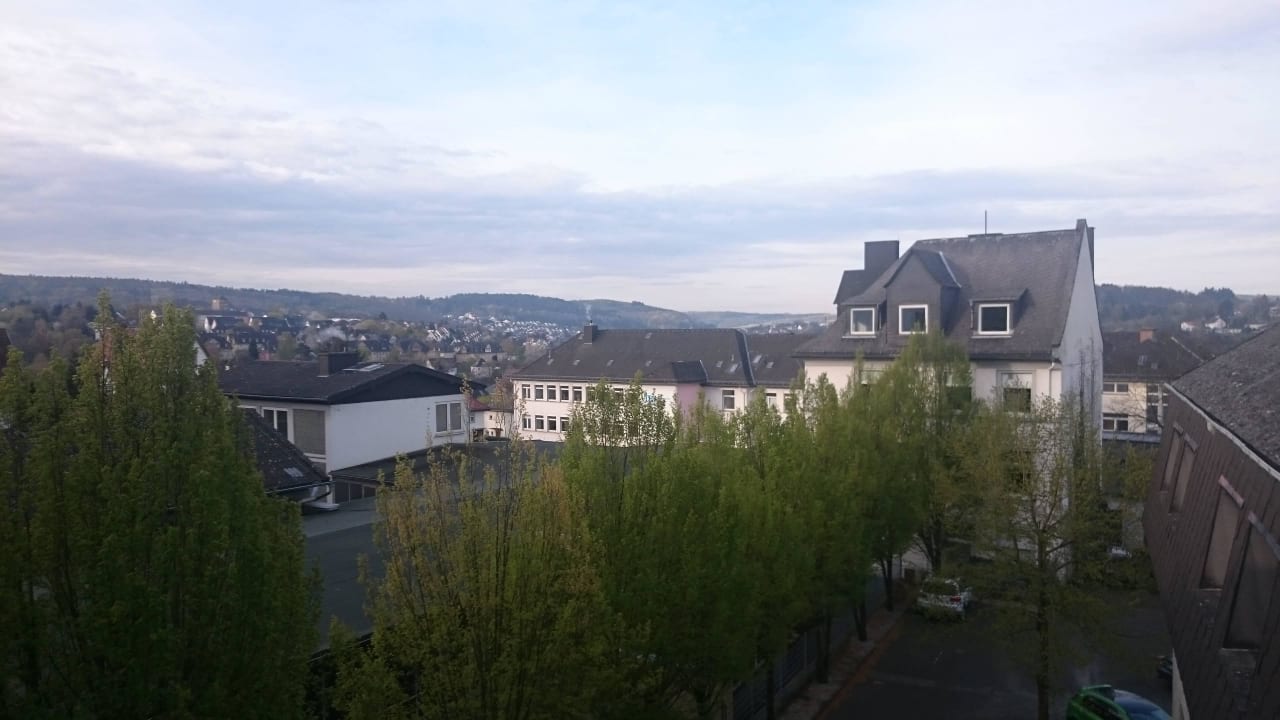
<box><xmin>218</xmin><ymin>351</ymin><xmax>475</xmax><ymax>503</ymax></box>
<box><xmin>509</xmin><ymin>326</ymin><xmax>812</xmax><ymax>441</ymax></box>
<box><xmin>795</xmin><ymin>219</ymin><xmax>1103</xmax><ymax>419</ymax></box>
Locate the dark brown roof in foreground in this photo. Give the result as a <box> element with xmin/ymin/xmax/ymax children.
<box><xmin>1173</xmin><ymin>324</ymin><xmax>1280</xmax><ymax>469</ymax></box>
<box><xmin>511</xmin><ymin>328</ymin><xmax>756</xmax><ymax>386</ymax></box>
<box><xmin>1102</xmin><ymin>330</ymin><xmax>1203</xmax><ymax>381</ymax></box>
<box><xmin>797</xmin><ymin>223</ymin><xmax>1089</xmax><ymax>362</ymax></box>
<box><xmin>219</xmin><ymin>360</ymin><xmax>469</xmax><ymax>403</ymax></box>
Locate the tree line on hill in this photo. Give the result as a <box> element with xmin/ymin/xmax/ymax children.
<box><xmin>1097</xmin><ymin>284</ymin><xmax>1273</xmax><ymax>329</ymax></box>
<box><xmin>0</xmin><ymin>301</ymin><xmax>1152</xmax><ymax>720</ymax></box>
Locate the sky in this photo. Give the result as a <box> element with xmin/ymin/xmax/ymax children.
<box><xmin>1</xmin><ymin>0</ymin><xmax>1277</xmax><ymax>313</ymax></box>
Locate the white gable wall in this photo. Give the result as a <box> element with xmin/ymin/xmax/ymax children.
<box><xmin>1055</xmin><ymin>227</ymin><xmax>1104</xmax><ymax>425</ymax></box>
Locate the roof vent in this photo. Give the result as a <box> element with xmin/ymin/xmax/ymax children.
<box><xmin>573</xmin><ymin>359</ymin><xmax>581</xmax><ymax>366</ymax></box>
<box><xmin>728</xmin><ymin>363</ymin><xmax>739</xmax><ymax>373</ymax></box>
<box><xmin>547</xmin><ymin>358</ymin><xmax>554</xmax><ymax>365</ymax></box>
<box><xmin>766</xmin><ymin>361</ymin><xmax>775</xmax><ymax>369</ymax></box>
<box><xmin>644</xmin><ymin>359</ymin><xmax>652</xmax><ymax>367</ymax></box>
<box><xmin>716</xmin><ymin>360</ymin><xmax>723</xmax><ymax>368</ymax></box>
<box><xmin>645</xmin><ymin>332</ymin><xmax>653</xmax><ymax>339</ymax></box>
<box><xmin>606</xmin><ymin>359</ymin><xmax>614</xmax><ymax>367</ymax></box>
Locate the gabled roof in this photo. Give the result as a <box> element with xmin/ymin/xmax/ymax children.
<box><xmin>834</xmin><ymin>269</ymin><xmax>875</xmax><ymax>304</ymax></box>
<box><xmin>219</xmin><ymin>360</ymin><xmax>470</xmax><ymax>403</ymax></box>
<box><xmin>511</xmin><ymin>328</ymin><xmax>755</xmax><ymax>386</ymax></box>
<box><xmin>239</xmin><ymin>409</ymin><xmax>329</xmax><ymax>498</ymax></box>
<box><xmin>745</xmin><ymin>333</ymin><xmax>809</xmax><ymax>387</ymax></box>
<box><xmin>1173</xmin><ymin>325</ymin><xmax>1280</xmax><ymax>469</ymax></box>
<box><xmin>1102</xmin><ymin>331</ymin><xmax>1203</xmax><ymax>382</ymax></box>
<box><xmin>797</xmin><ymin>223</ymin><xmax>1088</xmax><ymax>362</ymax></box>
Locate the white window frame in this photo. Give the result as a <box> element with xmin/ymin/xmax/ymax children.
<box><xmin>998</xmin><ymin>372</ymin><xmax>1033</xmax><ymax>412</ymax></box>
<box><xmin>435</xmin><ymin>401</ymin><xmax>464</xmax><ymax>434</ymax></box>
<box><xmin>521</xmin><ymin>415</ymin><xmax>531</xmax><ymax>430</ymax></box>
<box><xmin>1102</xmin><ymin>413</ymin><xmax>1130</xmax><ymax>432</ymax></box>
<box><xmin>976</xmin><ymin>303</ymin><xmax>1012</xmax><ymax>335</ymax></box>
<box><xmin>722</xmin><ymin>389</ymin><xmax>736</xmax><ymax>411</ymax></box>
<box><xmin>765</xmin><ymin>392</ymin><xmax>778</xmax><ymax>409</ymax></box>
<box><xmin>261</xmin><ymin>407</ymin><xmax>290</xmax><ymax>439</ymax></box>
<box><xmin>534</xmin><ymin>384</ymin><xmax>544</xmax><ymax>400</ymax></box>
<box><xmin>1103</xmin><ymin>382</ymin><xmax>1130</xmax><ymax>394</ymax></box>
<box><xmin>534</xmin><ymin>415</ymin><xmax>545</xmax><ymax>431</ymax></box>
<box><xmin>560</xmin><ymin>385</ymin><xmax>570</xmax><ymax>401</ymax></box>
<box><xmin>521</xmin><ymin>384</ymin><xmax>531</xmax><ymax>400</ymax></box>
<box><xmin>547</xmin><ymin>416</ymin><xmax>558</xmax><ymax>432</ymax></box>
<box><xmin>849</xmin><ymin>307</ymin><xmax>876</xmax><ymax>336</ymax></box>
<box><xmin>899</xmin><ymin>304</ymin><xmax>928</xmax><ymax>335</ymax></box>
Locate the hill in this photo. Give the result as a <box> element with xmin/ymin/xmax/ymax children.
<box><xmin>0</xmin><ymin>274</ymin><xmax>810</xmax><ymax>330</ymax></box>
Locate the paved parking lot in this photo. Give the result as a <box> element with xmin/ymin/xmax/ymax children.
<box><xmin>826</xmin><ymin>592</ymin><xmax>1172</xmax><ymax>719</ymax></box>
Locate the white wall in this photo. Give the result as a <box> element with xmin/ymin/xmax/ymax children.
<box><xmin>326</xmin><ymin>394</ymin><xmax>466</xmax><ymax>471</ymax></box>
<box><xmin>1101</xmin><ymin>382</ymin><xmax>1153</xmax><ymax>434</ymax></box>
<box><xmin>1056</xmin><ymin>227</ymin><xmax>1104</xmax><ymax>424</ymax></box>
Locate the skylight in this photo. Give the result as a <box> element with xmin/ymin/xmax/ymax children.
<box><xmin>354</xmin><ymin>363</ymin><xmax>384</xmax><ymax>372</ymax></box>
<box><xmin>284</xmin><ymin>467</ymin><xmax>304</xmax><ymax>479</ymax></box>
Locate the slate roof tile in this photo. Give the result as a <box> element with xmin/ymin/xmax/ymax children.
<box><xmin>218</xmin><ymin>360</ymin><xmax>468</xmax><ymax>403</ymax></box>
<box><xmin>1173</xmin><ymin>325</ymin><xmax>1280</xmax><ymax>469</ymax></box>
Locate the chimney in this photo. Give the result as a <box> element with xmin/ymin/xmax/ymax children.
<box><xmin>864</xmin><ymin>240</ymin><xmax>900</xmax><ymax>277</ymax></box>
<box><xmin>1138</xmin><ymin>328</ymin><xmax>1155</xmax><ymax>343</ymax></box>
<box><xmin>318</xmin><ymin>351</ymin><xmax>360</xmax><ymax>376</ymax></box>
<box><xmin>583</xmin><ymin>323</ymin><xmax>598</xmax><ymax>344</ymax></box>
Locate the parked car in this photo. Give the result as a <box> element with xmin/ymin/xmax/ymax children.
<box><xmin>1067</xmin><ymin>685</ymin><xmax>1170</xmax><ymax>720</ymax></box>
<box><xmin>916</xmin><ymin>577</ymin><xmax>972</xmax><ymax>619</ymax></box>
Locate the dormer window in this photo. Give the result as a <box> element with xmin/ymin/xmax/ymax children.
<box><xmin>977</xmin><ymin>303</ymin><xmax>1011</xmax><ymax>335</ymax></box>
<box><xmin>899</xmin><ymin>305</ymin><xmax>928</xmax><ymax>334</ymax></box>
<box><xmin>849</xmin><ymin>307</ymin><xmax>876</xmax><ymax>335</ymax></box>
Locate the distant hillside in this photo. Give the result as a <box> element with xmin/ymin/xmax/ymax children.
<box><xmin>1097</xmin><ymin>284</ymin><xmax>1272</xmax><ymax>330</ymax></box>
<box><xmin>0</xmin><ymin>274</ymin><xmax>800</xmax><ymax>330</ymax></box>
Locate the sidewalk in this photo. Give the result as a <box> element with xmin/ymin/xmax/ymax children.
<box><xmin>779</xmin><ymin>601</ymin><xmax>909</xmax><ymax>720</ymax></box>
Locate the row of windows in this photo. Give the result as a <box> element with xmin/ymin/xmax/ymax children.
<box><xmin>1102</xmin><ymin>413</ymin><xmax>1130</xmax><ymax>432</ymax></box>
<box><xmin>523</xmin><ymin>384</ymin><xmax>586</xmax><ymax>402</ymax></box>
<box><xmin>522</xmin><ymin>415</ymin><xmax>572</xmax><ymax>433</ymax></box>
<box><xmin>435</xmin><ymin>401</ymin><xmax>463</xmax><ymax>433</ymax></box>
<box><xmin>1102</xmin><ymin>382</ymin><xmax>1130</xmax><ymax>394</ymax></box>
<box><xmin>848</xmin><ymin>303</ymin><xmax>1011</xmax><ymax>337</ymax></box>
<box><xmin>1161</xmin><ymin>424</ymin><xmax>1279</xmax><ymax>650</ymax></box>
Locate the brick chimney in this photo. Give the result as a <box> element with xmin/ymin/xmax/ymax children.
<box><xmin>583</xmin><ymin>323</ymin><xmax>598</xmax><ymax>344</ymax></box>
<box><xmin>318</xmin><ymin>351</ymin><xmax>360</xmax><ymax>376</ymax></box>
<box><xmin>864</xmin><ymin>240</ymin><xmax>900</xmax><ymax>277</ymax></box>
<box><xmin>1139</xmin><ymin>328</ymin><xmax>1155</xmax><ymax>343</ymax></box>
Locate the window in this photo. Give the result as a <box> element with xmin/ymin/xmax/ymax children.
<box><xmin>899</xmin><ymin>305</ymin><xmax>928</xmax><ymax>334</ymax></box>
<box><xmin>999</xmin><ymin>373</ymin><xmax>1032</xmax><ymax>413</ymax></box>
<box><xmin>534</xmin><ymin>385</ymin><xmax>545</xmax><ymax>400</ymax></box>
<box><xmin>1224</xmin><ymin>524</ymin><xmax>1280</xmax><ymax>649</ymax></box>
<box><xmin>534</xmin><ymin>415</ymin><xmax>545</xmax><ymax>431</ymax></box>
<box><xmin>977</xmin><ymin>304</ymin><xmax>1011</xmax><ymax>334</ymax></box>
<box><xmin>945</xmin><ymin>385</ymin><xmax>972</xmax><ymax>411</ymax></box>
<box><xmin>1161</xmin><ymin>432</ymin><xmax>1184</xmax><ymax>491</ymax></box>
<box><xmin>572</xmin><ymin>386</ymin><xmax>583</xmax><ymax>402</ymax></box>
<box><xmin>1145</xmin><ymin>384</ymin><xmax>1165</xmax><ymax>429</ymax></box>
<box><xmin>1170</xmin><ymin>440</ymin><xmax>1197</xmax><ymax>512</ymax></box>
<box><xmin>1102</xmin><ymin>413</ymin><xmax>1130</xmax><ymax>432</ymax></box>
<box><xmin>262</xmin><ymin>408</ymin><xmax>289</xmax><ymax>436</ymax></box>
<box><xmin>547</xmin><ymin>416</ymin><xmax>558</xmax><ymax>432</ymax></box>
<box><xmin>293</xmin><ymin>408</ymin><xmax>326</xmax><ymax>455</ymax></box>
<box><xmin>1202</xmin><ymin>485</ymin><xmax>1242</xmax><ymax>589</ymax></box>
<box><xmin>521</xmin><ymin>384</ymin><xmax>531</xmax><ymax>400</ymax></box>
<box><xmin>521</xmin><ymin>415</ymin><xmax>531</xmax><ymax>430</ymax></box>
<box><xmin>722</xmin><ymin>389</ymin><xmax>736</xmax><ymax>410</ymax></box>
<box><xmin>586</xmin><ymin>387</ymin><xmax>597</xmax><ymax>401</ymax></box>
<box><xmin>765</xmin><ymin>392</ymin><xmax>778</xmax><ymax>409</ymax></box>
<box><xmin>560</xmin><ymin>385</ymin><xmax>570</xmax><ymax>401</ymax></box>
<box><xmin>561</xmin><ymin>416</ymin><xmax>570</xmax><ymax>432</ymax></box>
<box><xmin>849</xmin><ymin>307</ymin><xmax>876</xmax><ymax>335</ymax></box>
<box><xmin>1102</xmin><ymin>382</ymin><xmax>1130</xmax><ymax>394</ymax></box>
<box><xmin>435</xmin><ymin>401</ymin><xmax>463</xmax><ymax>433</ymax></box>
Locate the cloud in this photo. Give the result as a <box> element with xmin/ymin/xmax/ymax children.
<box><xmin>0</xmin><ymin>1</ymin><xmax>1277</xmax><ymax>311</ymax></box>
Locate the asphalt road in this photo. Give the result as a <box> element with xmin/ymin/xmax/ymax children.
<box><xmin>827</xmin><ymin>593</ymin><xmax>1173</xmax><ymax>720</ymax></box>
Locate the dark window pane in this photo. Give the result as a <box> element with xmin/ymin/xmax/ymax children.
<box><xmin>1171</xmin><ymin>444</ymin><xmax>1196</xmax><ymax>512</ymax></box>
<box><xmin>1003</xmin><ymin>387</ymin><xmax>1031</xmax><ymax>413</ymax></box>
<box><xmin>1162</xmin><ymin>433</ymin><xmax>1184</xmax><ymax>491</ymax></box>
<box><xmin>1225</xmin><ymin>527</ymin><xmax>1279</xmax><ymax>649</ymax></box>
<box><xmin>1201</xmin><ymin>488</ymin><xmax>1239</xmax><ymax>589</ymax></box>
<box><xmin>979</xmin><ymin>305</ymin><xmax>1009</xmax><ymax>333</ymax></box>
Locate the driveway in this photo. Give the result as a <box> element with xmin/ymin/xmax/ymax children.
<box><xmin>826</xmin><ymin>592</ymin><xmax>1171</xmax><ymax>719</ymax></box>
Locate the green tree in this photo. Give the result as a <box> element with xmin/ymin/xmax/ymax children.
<box><xmin>0</xmin><ymin>302</ymin><xmax>315</xmax><ymax>719</ymax></box>
<box><xmin>333</xmin><ymin>442</ymin><xmax>615</xmax><ymax>720</ymax></box>
<box><xmin>956</xmin><ymin>396</ymin><xmax>1115</xmax><ymax>720</ymax></box>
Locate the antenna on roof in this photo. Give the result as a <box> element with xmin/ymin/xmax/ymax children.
<box><xmin>984</xmin><ymin>210</ymin><xmax>988</xmax><ymax>234</ymax></box>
